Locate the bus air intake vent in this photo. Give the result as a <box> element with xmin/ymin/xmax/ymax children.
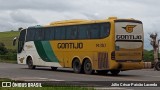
<box><xmin>98</xmin><ymin>52</ymin><xmax>108</xmax><ymax>69</ymax></box>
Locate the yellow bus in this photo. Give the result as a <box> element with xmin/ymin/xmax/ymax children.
<box><xmin>14</xmin><ymin>17</ymin><xmax>144</xmax><ymax>75</ymax></box>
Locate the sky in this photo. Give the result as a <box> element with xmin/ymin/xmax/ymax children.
<box><xmin>0</xmin><ymin>0</ymin><xmax>160</xmax><ymax>50</ymax></box>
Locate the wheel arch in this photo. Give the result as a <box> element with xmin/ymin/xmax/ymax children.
<box><xmin>26</xmin><ymin>55</ymin><xmax>34</xmax><ymax>65</ymax></box>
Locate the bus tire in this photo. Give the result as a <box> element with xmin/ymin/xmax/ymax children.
<box><xmin>72</xmin><ymin>58</ymin><xmax>82</xmax><ymax>73</ymax></box>
<box><xmin>110</xmin><ymin>70</ymin><xmax>120</xmax><ymax>75</ymax></box>
<box><xmin>155</xmin><ymin>61</ymin><xmax>160</xmax><ymax>71</ymax></box>
<box><xmin>51</xmin><ymin>67</ymin><xmax>57</xmax><ymax>71</ymax></box>
<box><xmin>83</xmin><ymin>59</ymin><xmax>94</xmax><ymax>74</ymax></box>
<box><xmin>27</xmin><ymin>57</ymin><xmax>36</xmax><ymax>69</ymax></box>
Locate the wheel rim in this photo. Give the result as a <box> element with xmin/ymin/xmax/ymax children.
<box><xmin>157</xmin><ymin>63</ymin><xmax>160</xmax><ymax>69</ymax></box>
<box><xmin>85</xmin><ymin>62</ymin><xmax>91</xmax><ymax>71</ymax></box>
<box><xmin>28</xmin><ymin>60</ymin><xmax>32</xmax><ymax>67</ymax></box>
<box><xmin>84</xmin><ymin>60</ymin><xmax>93</xmax><ymax>74</ymax></box>
<box><xmin>73</xmin><ymin>60</ymin><xmax>81</xmax><ymax>73</ymax></box>
<box><xmin>155</xmin><ymin>62</ymin><xmax>160</xmax><ymax>71</ymax></box>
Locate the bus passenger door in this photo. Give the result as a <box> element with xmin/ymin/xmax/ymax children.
<box><xmin>17</xmin><ymin>29</ymin><xmax>27</xmax><ymax>64</ymax></box>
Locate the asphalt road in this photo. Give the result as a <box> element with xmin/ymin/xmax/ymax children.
<box><xmin>0</xmin><ymin>63</ymin><xmax>160</xmax><ymax>90</ymax></box>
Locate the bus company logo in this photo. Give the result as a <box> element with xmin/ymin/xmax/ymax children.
<box><xmin>19</xmin><ymin>57</ymin><xmax>25</xmax><ymax>63</ymax></box>
<box><xmin>122</xmin><ymin>25</ymin><xmax>136</xmax><ymax>33</ymax></box>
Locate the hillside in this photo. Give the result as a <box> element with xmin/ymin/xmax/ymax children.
<box><xmin>0</xmin><ymin>31</ymin><xmax>19</xmax><ymax>50</ymax></box>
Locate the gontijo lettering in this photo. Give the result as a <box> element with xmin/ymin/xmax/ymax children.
<box><xmin>116</xmin><ymin>35</ymin><xmax>142</xmax><ymax>40</ymax></box>
<box><xmin>57</xmin><ymin>42</ymin><xmax>83</xmax><ymax>49</ymax></box>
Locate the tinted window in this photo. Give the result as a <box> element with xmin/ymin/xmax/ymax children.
<box><xmin>66</xmin><ymin>26</ymin><xmax>72</xmax><ymax>39</ymax></box>
<box><xmin>19</xmin><ymin>29</ymin><xmax>26</xmax><ymax>41</ymax></box>
<box><xmin>100</xmin><ymin>23</ymin><xmax>110</xmax><ymax>38</ymax></box>
<box><xmin>78</xmin><ymin>25</ymin><xmax>90</xmax><ymax>39</ymax></box>
<box><xmin>26</xmin><ymin>28</ymin><xmax>36</xmax><ymax>41</ymax></box>
<box><xmin>18</xmin><ymin>29</ymin><xmax>26</xmax><ymax>53</ymax></box>
<box><xmin>77</xmin><ymin>23</ymin><xmax>110</xmax><ymax>39</ymax></box>
<box><xmin>55</xmin><ymin>27</ymin><xmax>65</xmax><ymax>40</ymax></box>
<box><xmin>66</xmin><ymin>26</ymin><xmax>77</xmax><ymax>39</ymax></box>
<box><xmin>90</xmin><ymin>24</ymin><xmax>100</xmax><ymax>39</ymax></box>
<box><xmin>35</xmin><ymin>28</ymin><xmax>44</xmax><ymax>40</ymax></box>
<box><xmin>25</xmin><ymin>22</ymin><xmax>110</xmax><ymax>41</ymax></box>
<box><xmin>44</xmin><ymin>27</ymin><xmax>54</xmax><ymax>40</ymax></box>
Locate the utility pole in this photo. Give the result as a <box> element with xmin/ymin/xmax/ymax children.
<box><xmin>150</xmin><ymin>33</ymin><xmax>159</xmax><ymax>70</ymax></box>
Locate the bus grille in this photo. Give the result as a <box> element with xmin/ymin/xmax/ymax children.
<box><xmin>98</xmin><ymin>52</ymin><xmax>108</xmax><ymax>69</ymax></box>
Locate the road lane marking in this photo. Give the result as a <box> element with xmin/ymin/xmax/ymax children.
<box><xmin>49</xmin><ymin>79</ymin><xmax>64</xmax><ymax>81</ymax></box>
<box><xmin>11</xmin><ymin>77</ymin><xmax>64</xmax><ymax>81</ymax></box>
<box><xmin>143</xmin><ymin>75</ymin><xmax>160</xmax><ymax>78</ymax></box>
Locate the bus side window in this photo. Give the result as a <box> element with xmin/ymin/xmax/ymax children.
<box><xmin>100</xmin><ymin>23</ymin><xmax>110</xmax><ymax>38</ymax></box>
<box><xmin>55</xmin><ymin>27</ymin><xmax>60</xmax><ymax>40</ymax></box>
<box><xmin>34</xmin><ymin>29</ymin><xmax>39</xmax><ymax>40</ymax></box>
<box><xmin>71</xmin><ymin>26</ymin><xmax>78</xmax><ymax>39</ymax></box>
<box><xmin>90</xmin><ymin>24</ymin><xmax>100</xmax><ymax>39</ymax></box>
<box><xmin>66</xmin><ymin>26</ymin><xmax>72</xmax><ymax>40</ymax></box>
<box><xmin>35</xmin><ymin>28</ymin><xmax>45</xmax><ymax>41</ymax></box>
<box><xmin>78</xmin><ymin>25</ymin><xmax>89</xmax><ymax>39</ymax></box>
<box><xmin>44</xmin><ymin>27</ymin><xmax>50</xmax><ymax>40</ymax></box>
<box><xmin>61</xmin><ymin>27</ymin><xmax>65</xmax><ymax>40</ymax></box>
<box><xmin>55</xmin><ymin>27</ymin><xmax>65</xmax><ymax>40</ymax></box>
<box><xmin>66</xmin><ymin>26</ymin><xmax>77</xmax><ymax>40</ymax></box>
<box><xmin>50</xmin><ymin>27</ymin><xmax>55</xmax><ymax>40</ymax></box>
<box><xmin>44</xmin><ymin>27</ymin><xmax>54</xmax><ymax>40</ymax></box>
<box><xmin>26</xmin><ymin>28</ymin><xmax>35</xmax><ymax>41</ymax></box>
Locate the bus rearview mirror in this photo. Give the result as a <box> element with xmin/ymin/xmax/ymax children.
<box><xmin>13</xmin><ymin>37</ymin><xmax>17</xmax><ymax>46</ymax></box>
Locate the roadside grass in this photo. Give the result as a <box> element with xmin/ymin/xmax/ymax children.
<box><xmin>0</xmin><ymin>31</ymin><xmax>19</xmax><ymax>50</ymax></box>
<box><xmin>0</xmin><ymin>78</ymin><xmax>13</xmax><ymax>81</ymax></box>
<box><xmin>0</xmin><ymin>78</ymin><xmax>93</xmax><ymax>90</ymax></box>
<box><xmin>0</xmin><ymin>60</ymin><xmax>17</xmax><ymax>63</ymax></box>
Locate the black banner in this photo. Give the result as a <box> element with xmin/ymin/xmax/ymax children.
<box><xmin>1</xmin><ymin>81</ymin><xmax>160</xmax><ymax>87</ymax></box>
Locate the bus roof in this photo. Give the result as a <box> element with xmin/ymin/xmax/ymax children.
<box><xmin>49</xmin><ymin>17</ymin><xmax>140</xmax><ymax>27</ymax></box>
<box><xmin>50</xmin><ymin>19</ymin><xmax>95</xmax><ymax>26</ymax></box>
<box><xmin>26</xmin><ymin>17</ymin><xmax>141</xmax><ymax>28</ymax></box>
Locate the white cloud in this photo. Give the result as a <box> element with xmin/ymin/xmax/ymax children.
<box><xmin>10</xmin><ymin>10</ymin><xmax>37</xmax><ymax>24</ymax></box>
<box><xmin>0</xmin><ymin>0</ymin><xmax>160</xmax><ymax>49</ymax></box>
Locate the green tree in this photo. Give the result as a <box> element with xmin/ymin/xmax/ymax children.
<box><xmin>143</xmin><ymin>49</ymin><xmax>154</xmax><ymax>62</ymax></box>
<box><xmin>0</xmin><ymin>42</ymin><xmax>8</xmax><ymax>55</ymax></box>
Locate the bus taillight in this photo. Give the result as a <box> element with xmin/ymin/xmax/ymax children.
<box><xmin>111</xmin><ymin>51</ymin><xmax>115</xmax><ymax>60</ymax></box>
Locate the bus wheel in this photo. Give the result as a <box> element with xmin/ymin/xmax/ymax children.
<box><xmin>83</xmin><ymin>59</ymin><xmax>94</xmax><ymax>74</ymax></box>
<box><xmin>27</xmin><ymin>57</ymin><xmax>36</xmax><ymax>69</ymax></box>
<box><xmin>97</xmin><ymin>70</ymin><xmax>108</xmax><ymax>75</ymax></box>
<box><xmin>155</xmin><ymin>61</ymin><xmax>160</xmax><ymax>71</ymax></box>
<box><xmin>73</xmin><ymin>59</ymin><xmax>82</xmax><ymax>73</ymax></box>
<box><xmin>110</xmin><ymin>70</ymin><xmax>120</xmax><ymax>75</ymax></box>
<box><xmin>51</xmin><ymin>67</ymin><xmax>57</xmax><ymax>71</ymax></box>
